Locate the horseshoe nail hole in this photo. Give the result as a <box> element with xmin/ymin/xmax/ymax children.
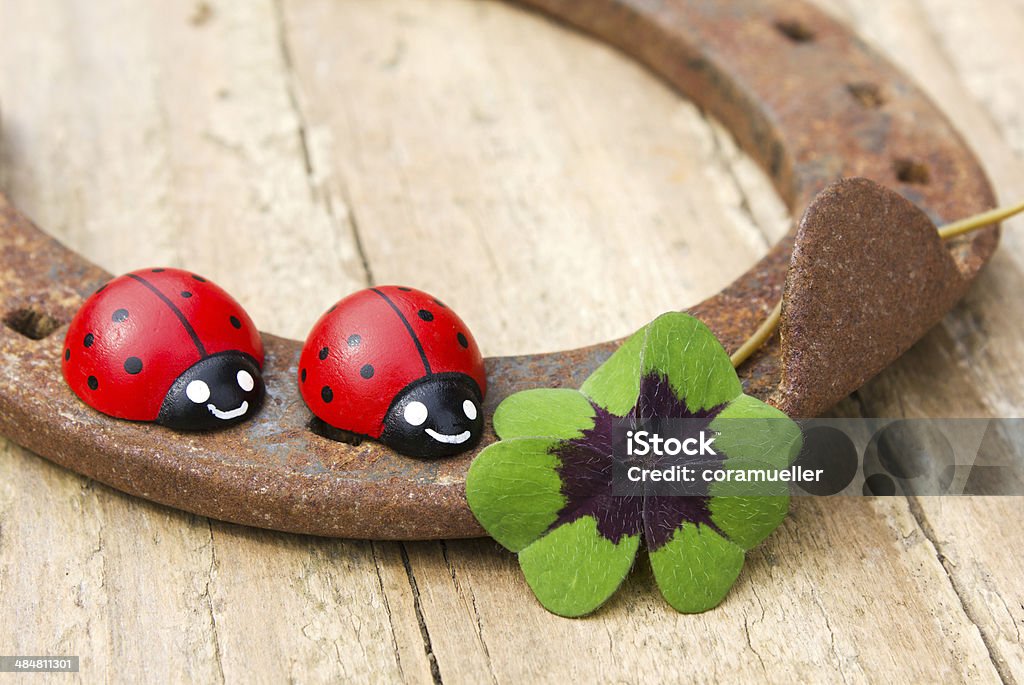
<box><xmin>893</xmin><ymin>158</ymin><xmax>930</xmax><ymax>185</ymax></box>
<box><xmin>847</xmin><ymin>82</ymin><xmax>886</xmax><ymax>108</ymax></box>
<box><xmin>775</xmin><ymin>19</ymin><xmax>815</xmax><ymax>43</ymax></box>
<box><xmin>3</xmin><ymin>307</ymin><xmax>63</xmax><ymax>340</ymax></box>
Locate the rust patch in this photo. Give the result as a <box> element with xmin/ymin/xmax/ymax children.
<box><xmin>773</xmin><ymin>178</ymin><xmax>972</xmax><ymax>417</ymax></box>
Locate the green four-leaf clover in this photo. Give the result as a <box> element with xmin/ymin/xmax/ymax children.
<box><xmin>466</xmin><ymin>312</ymin><xmax>802</xmax><ymax>617</ymax></box>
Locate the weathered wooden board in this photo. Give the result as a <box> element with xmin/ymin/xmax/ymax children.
<box><xmin>0</xmin><ymin>0</ymin><xmax>1020</xmax><ymax>681</ymax></box>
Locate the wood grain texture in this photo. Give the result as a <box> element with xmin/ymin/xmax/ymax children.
<box><xmin>0</xmin><ymin>0</ymin><xmax>1020</xmax><ymax>682</ymax></box>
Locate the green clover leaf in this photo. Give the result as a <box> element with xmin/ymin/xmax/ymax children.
<box><xmin>466</xmin><ymin>312</ymin><xmax>802</xmax><ymax>617</ymax></box>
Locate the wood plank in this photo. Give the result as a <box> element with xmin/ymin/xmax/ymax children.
<box><xmin>0</xmin><ymin>0</ymin><xmax>368</xmax><ymax>340</ymax></box>
<box><xmin>406</xmin><ymin>496</ymin><xmax>1001</xmax><ymax>683</ymax></box>
<box><xmin>0</xmin><ymin>441</ymin><xmax>222</xmax><ymax>682</ymax></box>
<box><xmin>817</xmin><ymin>0</ymin><xmax>1024</xmax><ymax>681</ymax></box>
<box><xmin>278</xmin><ymin>0</ymin><xmax>1004</xmax><ymax>681</ymax></box>
<box><xmin>277</xmin><ymin>0</ymin><xmax>788</xmax><ymax>357</ymax></box>
<box><xmin>0</xmin><ymin>1</ymin><xmax>425</xmax><ymax>681</ymax></box>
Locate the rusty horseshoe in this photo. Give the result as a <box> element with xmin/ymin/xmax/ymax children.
<box><xmin>0</xmin><ymin>0</ymin><xmax>999</xmax><ymax>539</ymax></box>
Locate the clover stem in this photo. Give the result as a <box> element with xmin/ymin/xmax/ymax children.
<box><xmin>729</xmin><ymin>299</ymin><xmax>782</xmax><ymax>368</ymax></box>
<box><xmin>730</xmin><ymin>199</ymin><xmax>1024</xmax><ymax>369</ymax></box>
<box><xmin>938</xmin><ymin>199</ymin><xmax>1024</xmax><ymax>240</ymax></box>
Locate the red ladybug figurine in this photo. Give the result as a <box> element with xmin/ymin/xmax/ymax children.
<box><xmin>299</xmin><ymin>286</ymin><xmax>486</xmax><ymax>458</ymax></box>
<box><xmin>63</xmin><ymin>268</ymin><xmax>265</xmax><ymax>431</ymax></box>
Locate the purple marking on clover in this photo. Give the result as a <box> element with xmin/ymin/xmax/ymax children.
<box><xmin>550</xmin><ymin>371</ymin><xmax>729</xmax><ymax>550</ymax></box>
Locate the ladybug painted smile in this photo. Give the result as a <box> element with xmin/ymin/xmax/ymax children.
<box><xmin>157</xmin><ymin>351</ymin><xmax>264</xmax><ymax>429</ymax></box>
<box><xmin>380</xmin><ymin>371</ymin><xmax>483</xmax><ymax>454</ymax></box>
<box><xmin>299</xmin><ymin>286</ymin><xmax>487</xmax><ymax>458</ymax></box>
<box><xmin>63</xmin><ymin>268</ymin><xmax>266</xmax><ymax>431</ymax></box>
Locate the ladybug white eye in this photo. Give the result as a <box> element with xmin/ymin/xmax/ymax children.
<box><xmin>237</xmin><ymin>369</ymin><xmax>255</xmax><ymax>392</ymax></box>
<box><xmin>404</xmin><ymin>401</ymin><xmax>428</xmax><ymax>426</ymax></box>
<box><xmin>463</xmin><ymin>399</ymin><xmax>478</xmax><ymax>421</ymax></box>
<box><xmin>186</xmin><ymin>380</ymin><xmax>211</xmax><ymax>404</ymax></box>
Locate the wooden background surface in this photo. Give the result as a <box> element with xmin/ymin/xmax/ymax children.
<box><xmin>1</xmin><ymin>0</ymin><xmax>1022</xmax><ymax>682</ymax></box>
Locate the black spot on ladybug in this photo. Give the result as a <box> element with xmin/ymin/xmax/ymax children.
<box><xmin>327</xmin><ymin>304</ymin><xmax>337</xmax><ymax>313</ymax></box>
<box><xmin>191</xmin><ymin>274</ymin><xmax>207</xmax><ymax>282</ymax></box>
<box><xmin>360</xmin><ymin>364</ymin><xmax>375</xmax><ymax>379</ymax></box>
<box><xmin>321</xmin><ymin>385</ymin><xmax>334</xmax><ymax>403</ymax></box>
<box><xmin>398</xmin><ymin>287</ymin><xmax>412</xmax><ymax>292</ymax></box>
<box><xmin>347</xmin><ymin>334</ymin><xmax>361</xmax><ymax>347</ymax></box>
<box><xmin>181</xmin><ymin>291</ymin><xmax>192</xmax><ymax>298</ymax></box>
<box><xmin>418</xmin><ymin>309</ymin><xmax>434</xmax><ymax>322</ymax></box>
<box><xmin>457</xmin><ymin>332</ymin><xmax>469</xmax><ymax>348</ymax></box>
<box><xmin>301</xmin><ymin>368</ymin><xmax>307</xmax><ymax>382</ymax></box>
<box><xmin>319</xmin><ymin>346</ymin><xmax>329</xmax><ymax>360</ymax></box>
<box><xmin>124</xmin><ymin>356</ymin><xmax>143</xmax><ymax>375</ymax></box>
<box><xmin>65</xmin><ymin>349</ymin><xmax>71</xmax><ymax>361</ymax></box>
<box><xmin>94</xmin><ymin>283</ymin><xmax>108</xmax><ymax>294</ymax></box>
<box><xmin>87</xmin><ymin>376</ymin><xmax>99</xmax><ymax>390</ymax></box>
<box><xmin>229</xmin><ymin>316</ymin><xmax>242</xmax><ymax>329</ymax></box>
<box><xmin>433</xmin><ymin>298</ymin><xmax>447</xmax><ymax>308</ymax></box>
<box><xmin>112</xmin><ymin>308</ymin><xmax>129</xmax><ymax>323</ymax></box>
<box><xmin>84</xmin><ymin>333</ymin><xmax>95</xmax><ymax>348</ymax></box>
<box><xmin>152</xmin><ymin>268</ymin><xmax>165</xmax><ymax>272</ymax></box>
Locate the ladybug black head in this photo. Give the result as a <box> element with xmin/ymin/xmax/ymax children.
<box><xmin>380</xmin><ymin>372</ymin><xmax>484</xmax><ymax>458</ymax></box>
<box><xmin>157</xmin><ymin>352</ymin><xmax>265</xmax><ymax>431</ymax></box>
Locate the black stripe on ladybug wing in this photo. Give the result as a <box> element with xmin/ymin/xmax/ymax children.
<box><xmin>127</xmin><ymin>273</ymin><xmax>208</xmax><ymax>358</ymax></box>
<box><xmin>370</xmin><ymin>288</ymin><xmax>432</xmax><ymax>376</ymax></box>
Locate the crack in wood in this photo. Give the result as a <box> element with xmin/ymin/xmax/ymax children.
<box><xmin>400</xmin><ymin>545</ymin><xmax>443</xmax><ymax>684</ymax></box>
<box><xmin>370</xmin><ymin>542</ymin><xmax>408</xmax><ymax>682</ymax></box>
<box><xmin>203</xmin><ymin>521</ymin><xmax>227</xmax><ymax>685</ymax></box>
<box><xmin>906</xmin><ymin>496</ymin><xmax>1014</xmax><ymax>685</ymax></box>
<box><xmin>440</xmin><ymin>541</ymin><xmax>498</xmax><ymax>685</ymax></box>
<box><xmin>847</xmin><ymin>390</ymin><xmax>1014</xmax><ymax>683</ymax></box>
<box><xmin>271</xmin><ymin>0</ymin><xmax>376</xmax><ymax>287</ymax></box>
